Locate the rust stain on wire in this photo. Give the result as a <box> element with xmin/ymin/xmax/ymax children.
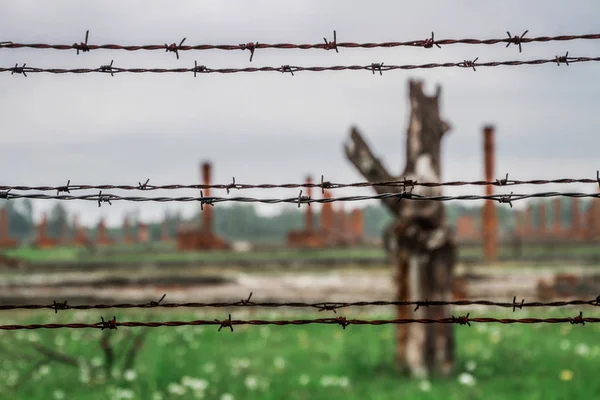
<box><xmin>1</xmin><ymin>174</ymin><xmax>599</xmax><ymax>193</ymax></box>
<box><xmin>0</xmin><ymin>313</ymin><xmax>594</xmax><ymax>331</ymax></box>
<box><xmin>1</xmin><ymin>55</ymin><xmax>597</xmax><ymax>77</ymax></box>
<box><xmin>3</xmin><ymin>295</ymin><xmax>600</xmax><ymax>313</ymax></box>
<box><xmin>1</xmin><ymin>32</ymin><xmax>599</xmax><ymax>55</ymax></box>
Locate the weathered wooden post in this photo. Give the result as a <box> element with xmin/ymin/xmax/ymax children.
<box><xmin>344</xmin><ymin>79</ymin><xmax>455</xmax><ymax>378</ymax></box>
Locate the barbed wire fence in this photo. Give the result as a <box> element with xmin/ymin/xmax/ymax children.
<box><xmin>0</xmin><ymin>29</ymin><xmax>599</xmax><ymax>336</ymax></box>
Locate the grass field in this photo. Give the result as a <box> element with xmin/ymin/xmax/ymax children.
<box><xmin>3</xmin><ymin>243</ymin><xmax>600</xmax><ymax>264</ymax></box>
<box><xmin>0</xmin><ymin>308</ymin><xmax>598</xmax><ymax>400</ymax></box>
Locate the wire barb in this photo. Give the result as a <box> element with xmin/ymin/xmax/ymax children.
<box><xmin>226</xmin><ymin>177</ymin><xmax>238</xmax><ymax>195</ymax></box>
<box><xmin>11</xmin><ymin>63</ymin><xmax>27</xmax><ymax>77</ymax></box>
<box><xmin>556</xmin><ymin>51</ymin><xmax>570</xmax><ymax>66</ymax></box>
<box><xmin>99</xmin><ymin>60</ymin><xmax>114</xmax><ymax>76</ymax></box>
<box><xmin>217</xmin><ymin>314</ymin><xmax>234</xmax><ymax>332</ymax></box>
<box><xmin>570</xmin><ymin>311</ymin><xmax>585</xmax><ymax>325</ymax></box>
<box><xmin>453</xmin><ymin>313</ymin><xmax>471</xmax><ymax>326</ymax></box>
<box><xmin>56</xmin><ymin>180</ymin><xmax>71</xmax><ymax>195</ymax></box>
<box><xmin>323</xmin><ymin>30</ymin><xmax>338</xmax><ymax>53</ymax></box>
<box><xmin>97</xmin><ymin>191</ymin><xmax>112</xmax><ymax>207</ymax></box>
<box><xmin>199</xmin><ymin>190</ymin><xmax>214</xmax><ymax>210</ymax></box>
<box><xmin>149</xmin><ymin>294</ymin><xmax>166</xmax><ymax>307</ymax></box>
<box><xmin>498</xmin><ymin>192</ymin><xmax>514</xmax><ymax>208</ymax></box>
<box><xmin>73</xmin><ymin>30</ymin><xmax>90</xmax><ymax>55</ymax></box>
<box><xmin>137</xmin><ymin>179</ymin><xmax>150</xmax><ymax>190</ymax></box>
<box><xmin>240</xmin><ymin>42</ymin><xmax>258</xmax><ymax>62</ymax></box>
<box><xmin>336</xmin><ymin>316</ymin><xmax>350</xmax><ymax>329</ymax></box>
<box><xmin>462</xmin><ymin>57</ymin><xmax>479</xmax><ymax>71</ymax></box>
<box><xmin>52</xmin><ymin>300</ymin><xmax>68</xmax><ymax>314</ymax></box>
<box><xmin>512</xmin><ymin>296</ymin><xmax>524</xmax><ymax>312</ymax></box>
<box><xmin>423</xmin><ymin>32</ymin><xmax>441</xmax><ymax>49</ymax></box>
<box><xmin>281</xmin><ymin>65</ymin><xmax>294</xmax><ymax>76</ymax></box>
<box><xmin>506</xmin><ymin>30</ymin><xmax>529</xmax><ymax>52</ymax></box>
<box><xmin>496</xmin><ymin>173</ymin><xmax>510</xmax><ymax>186</ymax></box>
<box><xmin>193</xmin><ymin>60</ymin><xmax>206</xmax><ymax>77</ymax></box>
<box><xmin>296</xmin><ymin>190</ymin><xmax>311</xmax><ymax>208</ymax></box>
<box><xmin>100</xmin><ymin>316</ymin><xmax>117</xmax><ymax>330</ymax></box>
<box><xmin>238</xmin><ymin>292</ymin><xmax>254</xmax><ymax>306</ymax></box>
<box><xmin>371</xmin><ymin>62</ymin><xmax>384</xmax><ymax>75</ymax></box>
<box><xmin>0</xmin><ymin>189</ymin><xmax>11</xmax><ymax>199</ymax></box>
<box><xmin>165</xmin><ymin>37</ymin><xmax>186</xmax><ymax>59</ymax></box>
<box><xmin>317</xmin><ymin>303</ymin><xmax>340</xmax><ymax>313</ymax></box>
<box><xmin>320</xmin><ymin>175</ymin><xmax>333</xmax><ymax>195</ymax></box>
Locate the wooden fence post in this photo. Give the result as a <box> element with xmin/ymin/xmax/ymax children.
<box><xmin>344</xmin><ymin>79</ymin><xmax>455</xmax><ymax>378</ymax></box>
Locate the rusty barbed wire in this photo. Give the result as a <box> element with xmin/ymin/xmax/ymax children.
<box><xmin>2</xmin><ymin>31</ymin><xmax>599</xmax><ymax>57</ymax></box>
<box><xmin>0</xmin><ymin>312</ymin><xmax>594</xmax><ymax>331</ymax></box>
<box><xmin>1</xmin><ymin>54</ymin><xmax>597</xmax><ymax>77</ymax></box>
<box><xmin>3</xmin><ymin>294</ymin><xmax>600</xmax><ymax>313</ymax></box>
<box><xmin>0</xmin><ymin>190</ymin><xmax>598</xmax><ymax>207</ymax></box>
<box><xmin>1</xmin><ymin>174</ymin><xmax>599</xmax><ymax>193</ymax></box>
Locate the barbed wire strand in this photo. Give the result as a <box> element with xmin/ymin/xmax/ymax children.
<box><xmin>1</xmin><ymin>32</ymin><xmax>599</xmax><ymax>56</ymax></box>
<box><xmin>0</xmin><ymin>190</ymin><xmax>598</xmax><ymax>207</ymax></box>
<box><xmin>5</xmin><ymin>295</ymin><xmax>600</xmax><ymax>313</ymax></box>
<box><xmin>1</xmin><ymin>174</ymin><xmax>599</xmax><ymax>193</ymax></box>
<box><xmin>0</xmin><ymin>312</ymin><xmax>593</xmax><ymax>331</ymax></box>
<box><xmin>1</xmin><ymin>54</ymin><xmax>593</xmax><ymax>77</ymax></box>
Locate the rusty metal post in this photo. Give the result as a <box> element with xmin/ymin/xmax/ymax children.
<box><xmin>0</xmin><ymin>208</ymin><xmax>7</xmax><ymax>239</ymax></box>
<box><xmin>571</xmin><ymin>198</ymin><xmax>581</xmax><ymax>239</ymax></box>
<box><xmin>321</xmin><ymin>190</ymin><xmax>334</xmax><ymax>235</ymax></box>
<box><xmin>553</xmin><ymin>198</ymin><xmax>562</xmax><ymax>237</ymax></box>
<box><xmin>539</xmin><ymin>202</ymin><xmax>547</xmax><ymax>238</ymax></box>
<box><xmin>482</xmin><ymin>125</ymin><xmax>497</xmax><ymax>262</ymax></box>
<box><xmin>305</xmin><ymin>176</ymin><xmax>313</xmax><ymax>234</ymax></box>
<box><xmin>201</xmin><ymin>162</ymin><xmax>213</xmax><ymax>234</ymax></box>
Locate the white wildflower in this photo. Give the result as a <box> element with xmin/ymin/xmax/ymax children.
<box><xmin>220</xmin><ymin>393</ymin><xmax>234</xmax><ymax>400</ymax></box>
<box><xmin>576</xmin><ymin>343</ymin><xmax>590</xmax><ymax>357</ymax></box>
<box><xmin>203</xmin><ymin>362</ymin><xmax>216</xmax><ymax>374</ymax></box>
<box><xmin>168</xmin><ymin>383</ymin><xmax>186</xmax><ymax>396</ymax></box>
<box><xmin>244</xmin><ymin>375</ymin><xmax>258</xmax><ymax>391</ymax></box>
<box><xmin>419</xmin><ymin>380</ymin><xmax>432</xmax><ymax>392</ymax></box>
<box><xmin>182</xmin><ymin>376</ymin><xmax>208</xmax><ymax>392</ymax></box>
<box><xmin>299</xmin><ymin>374</ymin><xmax>310</xmax><ymax>386</ymax></box>
<box><xmin>458</xmin><ymin>372</ymin><xmax>476</xmax><ymax>386</ymax></box>
<box><xmin>124</xmin><ymin>369</ymin><xmax>137</xmax><ymax>382</ymax></box>
<box><xmin>274</xmin><ymin>357</ymin><xmax>286</xmax><ymax>370</ymax></box>
<box><xmin>152</xmin><ymin>392</ymin><xmax>163</xmax><ymax>400</ymax></box>
<box><xmin>466</xmin><ymin>360</ymin><xmax>477</xmax><ymax>372</ymax></box>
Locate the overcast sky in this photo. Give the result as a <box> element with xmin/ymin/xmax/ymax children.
<box><xmin>1</xmin><ymin>1</ymin><xmax>599</xmax><ymax>227</ymax></box>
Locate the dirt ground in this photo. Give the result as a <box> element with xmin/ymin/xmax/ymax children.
<box><xmin>1</xmin><ymin>262</ymin><xmax>596</xmax><ymax>306</ymax></box>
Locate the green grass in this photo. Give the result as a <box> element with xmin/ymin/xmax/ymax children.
<box><xmin>0</xmin><ymin>308</ymin><xmax>598</xmax><ymax>399</ymax></box>
<box><xmin>2</xmin><ymin>246</ymin><xmax>387</xmax><ymax>264</ymax></box>
<box><xmin>3</xmin><ymin>243</ymin><xmax>600</xmax><ymax>265</ymax></box>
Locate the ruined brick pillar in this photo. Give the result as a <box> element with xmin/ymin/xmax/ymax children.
<box><xmin>553</xmin><ymin>198</ymin><xmax>561</xmax><ymax>238</ymax></box>
<box><xmin>321</xmin><ymin>190</ymin><xmax>334</xmax><ymax>235</ymax></box>
<box><xmin>482</xmin><ymin>125</ymin><xmax>497</xmax><ymax>261</ymax></box>
<box><xmin>0</xmin><ymin>208</ymin><xmax>8</xmax><ymax>239</ymax></box>
<box><xmin>524</xmin><ymin>205</ymin><xmax>533</xmax><ymax>237</ymax></box>
<box><xmin>96</xmin><ymin>218</ymin><xmax>111</xmax><ymax>245</ymax></box>
<box><xmin>351</xmin><ymin>208</ymin><xmax>364</xmax><ymax>244</ymax></box>
<box><xmin>571</xmin><ymin>198</ymin><xmax>581</xmax><ymax>239</ymax></box>
<box><xmin>123</xmin><ymin>218</ymin><xmax>134</xmax><ymax>244</ymax></box>
<box><xmin>138</xmin><ymin>222</ymin><xmax>149</xmax><ymax>243</ymax></box>
<box><xmin>305</xmin><ymin>176</ymin><xmax>314</xmax><ymax>234</ymax></box>
<box><xmin>538</xmin><ymin>202</ymin><xmax>547</xmax><ymax>238</ymax></box>
<box><xmin>37</xmin><ymin>213</ymin><xmax>48</xmax><ymax>241</ymax></box>
<box><xmin>161</xmin><ymin>219</ymin><xmax>170</xmax><ymax>242</ymax></box>
<box><xmin>201</xmin><ymin>162</ymin><xmax>213</xmax><ymax>234</ymax></box>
